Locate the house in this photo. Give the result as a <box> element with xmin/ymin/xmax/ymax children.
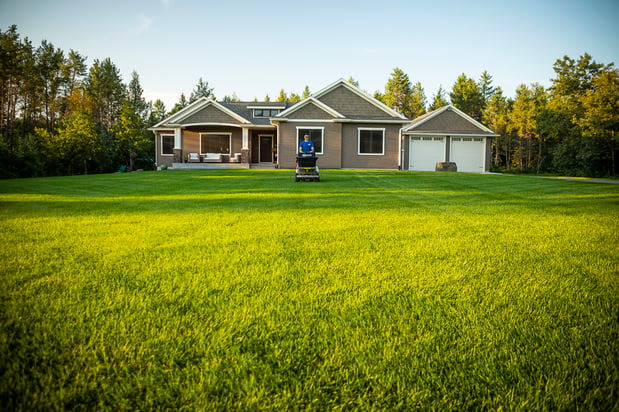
<box><xmin>150</xmin><ymin>79</ymin><xmax>410</xmax><ymax>170</ymax></box>
<box><xmin>401</xmin><ymin>105</ymin><xmax>498</xmax><ymax>173</ymax></box>
<box><xmin>150</xmin><ymin>79</ymin><xmax>498</xmax><ymax>172</ymax></box>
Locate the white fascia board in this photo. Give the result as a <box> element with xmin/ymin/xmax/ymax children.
<box><xmin>154</xmin><ymin>98</ymin><xmax>251</xmax><ymax>127</ymax></box>
<box><xmin>403</xmin><ymin>131</ymin><xmax>499</xmax><ymax>137</ymax></box>
<box><xmin>402</xmin><ymin>105</ymin><xmax>450</xmax><ymax>132</ymax></box>
<box><xmin>154</xmin><ymin>97</ymin><xmax>210</xmax><ymax>127</ymax></box>
<box><xmin>448</xmin><ymin>105</ymin><xmax>496</xmax><ymax>134</ymax></box>
<box><xmin>334</xmin><ymin>119</ymin><xmax>411</xmax><ymax>124</ymax></box>
<box><xmin>313</xmin><ymin>78</ymin><xmax>409</xmax><ymax>121</ymax></box>
<box><xmin>247</xmin><ymin>105</ymin><xmax>286</xmax><ymax>109</ymax></box>
<box><xmin>275</xmin><ymin>97</ymin><xmax>344</xmax><ymax>119</ymax></box>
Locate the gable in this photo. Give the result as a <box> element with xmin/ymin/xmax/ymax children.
<box><xmin>317</xmin><ymin>84</ymin><xmax>401</xmax><ymax>120</ymax></box>
<box><xmin>412</xmin><ymin>109</ymin><xmax>489</xmax><ymax>134</ymax></box>
<box><xmin>183</xmin><ymin>104</ymin><xmax>245</xmax><ymax>125</ymax></box>
<box><xmin>318</xmin><ymin>86</ymin><xmax>392</xmax><ymax>119</ymax></box>
<box><xmin>287</xmin><ymin>101</ymin><xmax>337</xmax><ymax>120</ymax></box>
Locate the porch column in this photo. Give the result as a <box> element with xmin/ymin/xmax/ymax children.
<box><xmin>241</xmin><ymin>127</ymin><xmax>250</xmax><ymax>163</ymax></box>
<box><xmin>242</xmin><ymin>127</ymin><xmax>249</xmax><ymax>149</ymax></box>
<box><xmin>173</xmin><ymin>127</ymin><xmax>182</xmax><ymax>163</ymax></box>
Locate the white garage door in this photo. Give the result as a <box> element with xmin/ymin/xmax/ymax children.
<box><xmin>409</xmin><ymin>137</ymin><xmax>445</xmax><ymax>171</ymax></box>
<box><xmin>451</xmin><ymin>137</ymin><xmax>485</xmax><ymax>173</ymax></box>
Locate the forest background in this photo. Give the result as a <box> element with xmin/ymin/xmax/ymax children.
<box><xmin>1</xmin><ymin>24</ymin><xmax>617</xmax><ymax>178</ymax></box>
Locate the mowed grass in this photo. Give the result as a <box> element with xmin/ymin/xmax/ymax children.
<box><xmin>0</xmin><ymin>169</ymin><xmax>617</xmax><ymax>411</ymax></box>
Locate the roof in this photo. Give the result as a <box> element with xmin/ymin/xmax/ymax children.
<box><xmin>274</xmin><ymin>78</ymin><xmax>410</xmax><ymax>123</ymax></box>
<box><xmin>402</xmin><ymin>105</ymin><xmax>498</xmax><ymax>136</ymax></box>
<box><xmin>150</xmin><ymin>99</ymin><xmax>297</xmax><ymax>129</ymax></box>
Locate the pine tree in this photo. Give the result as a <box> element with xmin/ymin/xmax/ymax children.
<box><xmin>384</xmin><ymin>67</ymin><xmax>413</xmax><ymax>118</ymax></box>
<box><xmin>429</xmin><ymin>86</ymin><xmax>449</xmax><ymax>111</ymax></box>
<box><xmin>450</xmin><ymin>73</ymin><xmax>483</xmax><ymax>121</ymax></box>
<box><xmin>189</xmin><ymin>77</ymin><xmax>214</xmax><ymax>102</ymax></box>
<box><xmin>410</xmin><ymin>82</ymin><xmax>426</xmax><ymax>119</ymax></box>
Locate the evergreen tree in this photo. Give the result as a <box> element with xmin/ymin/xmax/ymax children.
<box><xmin>348</xmin><ymin>76</ymin><xmax>360</xmax><ymax>87</ymax></box>
<box><xmin>189</xmin><ymin>77</ymin><xmax>214</xmax><ymax>102</ymax></box>
<box><xmin>429</xmin><ymin>85</ymin><xmax>449</xmax><ymax>111</ymax></box>
<box><xmin>450</xmin><ymin>73</ymin><xmax>483</xmax><ymax>121</ymax></box>
<box><xmin>410</xmin><ymin>81</ymin><xmax>426</xmax><ymax>119</ymax></box>
<box><xmin>150</xmin><ymin>99</ymin><xmax>167</xmax><ymax>124</ymax></box>
<box><xmin>302</xmin><ymin>85</ymin><xmax>310</xmax><ymax>99</ymax></box>
<box><xmin>35</xmin><ymin>40</ymin><xmax>65</xmax><ymax>133</ymax></box>
<box><xmin>277</xmin><ymin>89</ymin><xmax>287</xmax><ymax>102</ymax></box>
<box><xmin>169</xmin><ymin>93</ymin><xmax>188</xmax><ymax>115</ymax></box>
<box><xmin>479</xmin><ymin>70</ymin><xmax>495</xmax><ymax>106</ymax></box>
<box><xmin>384</xmin><ymin>67</ymin><xmax>413</xmax><ymax>118</ymax></box>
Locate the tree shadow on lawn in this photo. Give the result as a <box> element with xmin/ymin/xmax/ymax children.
<box><xmin>0</xmin><ymin>170</ymin><xmax>617</xmax><ymax>217</ymax></box>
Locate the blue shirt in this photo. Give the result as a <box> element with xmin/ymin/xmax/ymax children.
<box><xmin>299</xmin><ymin>140</ymin><xmax>314</xmax><ymax>153</ymax></box>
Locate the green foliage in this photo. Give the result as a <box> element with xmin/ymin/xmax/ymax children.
<box><xmin>429</xmin><ymin>85</ymin><xmax>449</xmax><ymax>111</ymax></box>
<box><xmin>383</xmin><ymin>67</ymin><xmax>415</xmax><ymax>118</ymax></box>
<box><xmin>0</xmin><ymin>170</ymin><xmax>617</xmax><ymax>410</ymax></box>
<box><xmin>410</xmin><ymin>81</ymin><xmax>427</xmax><ymax>119</ymax></box>
<box><xmin>189</xmin><ymin>77</ymin><xmax>214</xmax><ymax>103</ymax></box>
<box><xmin>450</xmin><ymin>73</ymin><xmax>484</xmax><ymax>121</ymax></box>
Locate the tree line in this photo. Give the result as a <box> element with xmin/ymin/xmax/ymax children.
<box><xmin>1</xmin><ymin>24</ymin><xmax>617</xmax><ymax>178</ymax></box>
<box><xmin>373</xmin><ymin>58</ymin><xmax>617</xmax><ymax>177</ymax></box>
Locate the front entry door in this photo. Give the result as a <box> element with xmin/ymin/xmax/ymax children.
<box><xmin>259</xmin><ymin>135</ymin><xmax>273</xmax><ymax>163</ymax></box>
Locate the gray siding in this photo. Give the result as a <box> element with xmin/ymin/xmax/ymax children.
<box><xmin>277</xmin><ymin>122</ymin><xmax>341</xmax><ymax>169</ymax></box>
<box><xmin>286</xmin><ymin>102</ymin><xmax>335</xmax><ymax>120</ymax></box>
<box><xmin>183</xmin><ymin>105</ymin><xmax>243</xmax><ymax>125</ymax></box>
<box><xmin>341</xmin><ymin>123</ymin><xmax>401</xmax><ymax>169</ymax></box>
<box><xmin>318</xmin><ymin>86</ymin><xmax>397</xmax><ymax>120</ymax></box>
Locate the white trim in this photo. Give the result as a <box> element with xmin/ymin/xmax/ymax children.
<box><xmin>242</xmin><ymin>128</ymin><xmax>249</xmax><ymax>150</ymax></box>
<box><xmin>403</xmin><ymin>104</ymin><xmax>498</xmax><ymax>135</ymax></box>
<box><xmin>174</xmin><ymin>128</ymin><xmax>181</xmax><ymax>150</ymax></box>
<box><xmin>200</xmin><ymin>132</ymin><xmax>232</xmax><ymax>155</ymax></box>
<box><xmin>154</xmin><ymin>98</ymin><xmax>251</xmax><ymax>127</ymax></box>
<box><xmin>296</xmin><ymin>126</ymin><xmax>324</xmax><ymax>155</ymax></box>
<box><xmin>358</xmin><ymin>127</ymin><xmax>385</xmax><ymax>156</ymax></box>
<box><xmin>313</xmin><ymin>79</ymin><xmax>409</xmax><ymax>120</ymax></box>
<box><xmin>404</xmin><ymin>132</ymin><xmax>495</xmax><ymax>137</ymax></box>
<box><xmin>247</xmin><ymin>105</ymin><xmax>286</xmax><ymax>110</ymax></box>
<box><xmin>276</xmin><ymin>97</ymin><xmax>345</xmax><ymax>119</ymax></box>
<box><xmin>161</xmin><ymin>134</ymin><xmax>175</xmax><ymax>156</ymax></box>
<box><xmin>335</xmin><ymin>118</ymin><xmax>410</xmax><ymax>124</ymax></box>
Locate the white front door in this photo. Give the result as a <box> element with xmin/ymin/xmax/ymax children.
<box><xmin>409</xmin><ymin>137</ymin><xmax>445</xmax><ymax>171</ymax></box>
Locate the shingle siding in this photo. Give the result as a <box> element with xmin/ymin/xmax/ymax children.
<box><xmin>318</xmin><ymin>86</ymin><xmax>396</xmax><ymax>119</ymax></box>
<box><xmin>184</xmin><ymin>105</ymin><xmax>243</xmax><ymax>125</ymax></box>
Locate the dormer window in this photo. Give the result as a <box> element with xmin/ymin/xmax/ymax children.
<box><xmin>253</xmin><ymin>109</ymin><xmax>280</xmax><ymax>118</ymax></box>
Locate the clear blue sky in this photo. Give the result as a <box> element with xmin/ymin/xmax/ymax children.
<box><xmin>1</xmin><ymin>0</ymin><xmax>618</xmax><ymax>109</ymax></box>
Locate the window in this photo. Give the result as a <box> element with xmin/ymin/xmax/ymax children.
<box><xmin>297</xmin><ymin>127</ymin><xmax>324</xmax><ymax>154</ymax></box>
<box><xmin>200</xmin><ymin>133</ymin><xmax>231</xmax><ymax>154</ymax></box>
<box><xmin>161</xmin><ymin>134</ymin><xmax>174</xmax><ymax>155</ymax></box>
<box><xmin>254</xmin><ymin>109</ymin><xmax>280</xmax><ymax>118</ymax></box>
<box><xmin>358</xmin><ymin>128</ymin><xmax>385</xmax><ymax>155</ymax></box>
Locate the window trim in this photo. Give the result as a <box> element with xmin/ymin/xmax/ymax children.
<box><xmin>253</xmin><ymin>109</ymin><xmax>280</xmax><ymax>118</ymax></box>
<box><xmin>161</xmin><ymin>134</ymin><xmax>174</xmax><ymax>156</ymax></box>
<box><xmin>358</xmin><ymin>127</ymin><xmax>385</xmax><ymax>156</ymax></box>
<box><xmin>296</xmin><ymin>126</ymin><xmax>324</xmax><ymax>155</ymax></box>
<box><xmin>199</xmin><ymin>132</ymin><xmax>232</xmax><ymax>154</ymax></box>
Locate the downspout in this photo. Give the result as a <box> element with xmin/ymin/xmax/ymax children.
<box><xmin>398</xmin><ymin>126</ymin><xmax>405</xmax><ymax>170</ymax></box>
<box><xmin>274</xmin><ymin>121</ymin><xmax>280</xmax><ymax>168</ymax></box>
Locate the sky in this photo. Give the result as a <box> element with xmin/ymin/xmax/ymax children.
<box><xmin>1</xmin><ymin>0</ymin><xmax>618</xmax><ymax>109</ymax></box>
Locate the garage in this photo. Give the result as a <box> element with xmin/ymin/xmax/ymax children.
<box><xmin>450</xmin><ymin>137</ymin><xmax>486</xmax><ymax>173</ymax></box>
<box><xmin>402</xmin><ymin>105</ymin><xmax>498</xmax><ymax>173</ymax></box>
<box><xmin>409</xmin><ymin>136</ymin><xmax>445</xmax><ymax>171</ymax></box>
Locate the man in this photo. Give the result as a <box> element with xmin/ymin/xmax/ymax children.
<box><xmin>299</xmin><ymin>134</ymin><xmax>315</xmax><ymax>154</ymax></box>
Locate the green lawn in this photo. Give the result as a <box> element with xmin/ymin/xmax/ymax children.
<box><xmin>1</xmin><ymin>170</ymin><xmax>617</xmax><ymax>411</ymax></box>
